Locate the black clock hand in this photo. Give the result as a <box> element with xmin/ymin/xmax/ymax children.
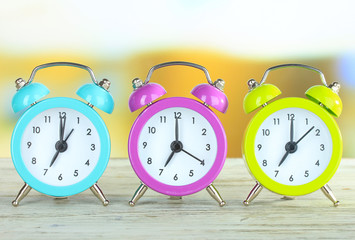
<box><xmin>175</xmin><ymin>117</ymin><xmax>179</xmax><ymax>141</ymax></box>
<box><xmin>290</xmin><ymin>118</ymin><xmax>294</xmax><ymax>142</ymax></box>
<box><xmin>49</xmin><ymin>128</ymin><xmax>74</xmax><ymax>168</ymax></box>
<box><xmin>278</xmin><ymin>126</ymin><xmax>314</xmax><ymax>167</ymax></box>
<box><xmin>278</xmin><ymin>118</ymin><xmax>295</xmax><ymax>167</ymax></box>
<box><xmin>278</xmin><ymin>150</ymin><xmax>290</xmax><ymax>167</ymax></box>
<box><xmin>50</xmin><ymin>150</ymin><xmax>60</xmax><ymax>168</ymax></box>
<box><xmin>296</xmin><ymin>126</ymin><xmax>315</xmax><ymax>144</ymax></box>
<box><xmin>59</xmin><ymin>115</ymin><xmax>66</xmax><ymax>142</ymax></box>
<box><xmin>59</xmin><ymin>114</ymin><xmax>63</xmax><ymax>141</ymax></box>
<box><xmin>64</xmin><ymin>128</ymin><xmax>74</xmax><ymax>142</ymax></box>
<box><xmin>164</xmin><ymin>151</ymin><xmax>175</xmax><ymax>167</ymax></box>
<box><xmin>181</xmin><ymin>149</ymin><xmax>205</xmax><ymax>166</ymax></box>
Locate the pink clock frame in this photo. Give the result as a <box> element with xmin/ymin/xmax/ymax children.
<box><xmin>128</xmin><ymin>97</ymin><xmax>227</xmax><ymax>196</ymax></box>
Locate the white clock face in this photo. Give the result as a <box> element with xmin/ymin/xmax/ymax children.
<box><xmin>20</xmin><ymin>107</ymin><xmax>101</xmax><ymax>186</ymax></box>
<box><xmin>138</xmin><ymin>107</ymin><xmax>217</xmax><ymax>186</ymax></box>
<box><xmin>254</xmin><ymin>107</ymin><xmax>333</xmax><ymax>186</ymax></box>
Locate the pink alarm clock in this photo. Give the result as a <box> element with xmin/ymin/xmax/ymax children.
<box><xmin>127</xmin><ymin>61</ymin><xmax>228</xmax><ymax>207</ymax></box>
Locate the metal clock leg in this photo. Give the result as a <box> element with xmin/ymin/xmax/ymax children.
<box><xmin>12</xmin><ymin>183</ymin><xmax>32</xmax><ymax>207</ymax></box>
<box><xmin>243</xmin><ymin>181</ymin><xmax>263</xmax><ymax>206</ymax></box>
<box><xmin>90</xmin><ymin>183</ymin><xmax>109</xmax><ymax>206</ymax></box>
<box><xmin>321</xmin><ymin>184</ymin><xmax>339</xmax><ymax>207</ymax></box>
<box><xmin>129</xmin><ymin>183</ymin><xmax>148</xmax><ymax>207</ymax></box>
<box><xmin>206</xmin><ymin>183</ymin><xmax>226</xmax><ymax>207</ymax></box>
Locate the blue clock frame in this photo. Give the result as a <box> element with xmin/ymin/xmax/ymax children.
<box><xmin>11</xmin><ymin>97</ymin><xmax>111</xmax><ymax>197</ymax></box>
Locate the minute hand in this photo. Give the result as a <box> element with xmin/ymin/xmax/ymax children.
<box><xmin>295</xmin><ymin>126</ymin><xmax>315</xmax><ymax>144</ymax></box>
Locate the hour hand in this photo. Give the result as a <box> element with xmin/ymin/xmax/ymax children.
<box><xmin>49</xmin><ymin>150</ymin><xmax>60</xmax><ymax>168</ymax></box>
<box><xmin>278</xmin><ymin>150</ymin><xmax>290</xmax><ymax>167</ymax></box>
<box><xmin>164</xmin><ymin>151</ymin><xmax>175</xmax><ymax>167</ymax></box>
<box><xmin>49</xmin><ymin>129</ymin><xmax>74</xmax><ymax>168</ymax></box>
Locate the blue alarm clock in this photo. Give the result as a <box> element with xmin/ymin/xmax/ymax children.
<box><xmin>11</xmin><ymin>62</ymin><xmax>114</xmax><ymax>206</ymax></box>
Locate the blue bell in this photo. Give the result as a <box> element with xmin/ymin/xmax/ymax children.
<box><xmin>77</xmin><ymin>79</ymin><xmax>114</xmax><ymax>114</ymax></box>
<box><xmin>12</xmin><ymin>78</ymin><xmax>50</xmax><ymax>113</ymax></box>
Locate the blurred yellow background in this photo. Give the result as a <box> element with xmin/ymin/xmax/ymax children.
<box><xmin>1</xmin><ymin>1</ymin><xmax>355</xmax><ymax>158</ymax></box>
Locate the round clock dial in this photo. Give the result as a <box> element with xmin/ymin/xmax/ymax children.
<box><xmin>129</xmin><ymin>97</ymin><xmax>227</xmax><ymax>196</ymax></box>
<box><xmin>138</xmin><ymin>107</ymin><xmax>217</xmax><ymax>186</ymax></box>
<box><xmin>11</xmin><ymin>97</ymin><xmax>110</xmax><ymax>197</ymax></box>
<box><xmin>254</xmin><ymin>107</ymin><xmax>332</xmax><ymax>186</ymax></box>
<box><xmin>21</xmin><ymin>107</ymin><xmax>100</xmax><ymax>186</ymax></box>
<box><xmin>243</xmin><ymin>97</ymin><xmax>342</xmax><ymax>196</ymax></box>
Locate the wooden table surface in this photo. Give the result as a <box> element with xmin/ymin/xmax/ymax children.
<box><xmin>0</xmin><ymin>158</ymin><xmax>354</xmax><ymax>239</ymax></box>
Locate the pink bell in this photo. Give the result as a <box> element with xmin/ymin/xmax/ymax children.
<box><xmin>128</xmin><ymin>78</ymin><xmax>166</xmax><ymax>112</ymax></box>
<box><xmin>191</xmin><ymin>79</ymin><xmax>228</xmax><ymax>113</ymax></box>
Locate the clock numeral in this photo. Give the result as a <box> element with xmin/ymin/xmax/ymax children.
<box><xmin>315</xmin><ymin>129</ymin><xmax>320</xmax><ymax>136</ymax></box>
<box><xmin>274</xmin><ymin>170</ymin><xmax>279</xmax><ymax>177</ymax></box>
<box><xmin>287</xmin><ymin>113</ymin><xmax>295</xmax><ymax>120</ymax></box>
<box><xmin>43</xmin><ymin>169</ymin><xmax>48</xmax><ymax>176</ymax></box>
<box><xmin>77</xmin><ymin>117</ymin><xmax>80</xmax><ymax>124</ymax></box>
<box><xmin>143</xmin><ymin>142</ymin><xmax>148</xmax><ymax>149</ymax></box>
<box><xmin>305</xmin><ymin>118</ymin><xmax>309</xmax><ymax>125</ymax></box>
<box><xmin>262</xmin><ymin>129</ymin><xmax>270</xmax><ymax>136</ymax></box>
<box><xmin>174</xmin><ymin>112</ymin><xmax>182</xmax><ymax>119</ymax></box>
<box><xmin>173</xmin><ymin>174</ymin><xmax>178</xmax><ymax>181</ymax></box>
<box><xmin>189</xmin><ymin>170</ymin><xmax>194</xmax><ymax>177</ymax></box>
<box><xmin>90</xmin><ymin>144</ymin><xmax>95</xmax><ymax>151</ymax></box>
<box><xmin>206</xmin><ymin>144</ymin><xmax>211</xmax><ymax>151</ymax></box>
<box><xmin>27</xmin><ymin>142</ymin><xmax>32</xmax><ymax>148</ymax></box>
<box><xmin>273</xmin><ymin>118</ymin><xmax>280</xmax><ymax>125</ymax></box>
<box><xmin>31</xmin><ymin>157</ymin><xmax>36</xmax><ymax>164</ymax></box>
<box><xmin>59</xmin><ymin>112</ymin><xmax>66</xmax><ymax>118</ymax></box>
<box><xmin>315</xmin><ymin>160</ymin><xmax>320</xmax><ymax>166</ymax></box>
<box><xmin>74</xmin><ymin>170</ymin><xmax>79</xmax><ymax>177</ymax></box>
<box><xmin>147</xmin><ymin>157</ymin><xmax>152</xmax><ymax>165</ymax></box>
<box><xmin>262</xmin><ymin>160</ymin><xmax>267</xmax><ymax>166</ymax></box>
<box><xmin>87</xmin><ymin>128</ymin><xmax>92</xmax><ymax>135</ymax></box>
<box><xmin>32</xmin><ymin>126</ymin><xmax>40</xmax><ymax>134</ymax></box>
<box><xmin>159</xmin><ymin>169</ymin><xmax>164</xmax><ymax>176</ymax></box>
<box><xmin>320</xmin><ymin>144</ymin><xmax>325</xmax><ymax>151</ymax></box>
<box><xmin>85</xmin><ymin>160</ymin><xmax>90</xmax><ymax>166</ymax></box>
<box><xmin>44</xmin><ymin>116</ymin><xmax>51</xmax><ymax>123</ymax></box>
<box><xmin>160</xmin><ymin>116</ymin><xmax>167</xmax><ymax>123</ymax></box>
<box><xmin>257</xmin><ymin>144</ymin><xmax>262</xmax><ymax>151</ymax></box>
<box><xmin>304</xmin><ymin>170</ymin><xmax>309</xmax><ymax>177</ymax></box>
<box><xmin>148</xmin><ymin>127</ymin><xmax>156</xmax><ymax>134</ymax></box>
<box><xmin>192</xmin><ymin>117</ymin><xmax>195</xmax><ymax>124</ymax></box>
<box><xmin>289</xmin><ymin>175</ymin><xmax>294</xmax><ymax>182</ymax></box>
<box><xmin>58</xmin><ymin>174</ymin><xmax>63</xmax><ymax>181</ymax></box>
<box><xmin>202</xmin><ymin>128</ymin><xmax>207</xmax><ymax>136</ymax></box>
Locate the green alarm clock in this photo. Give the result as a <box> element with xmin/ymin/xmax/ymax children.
<box><xmin>242</xmin><ymin>64</ymin><xmax>342</xmax><ymax>206</ymax></box>
<box><xmin>11</xmin><ymin>62</ymin><xmax>114</xmax><ymax>206</ymax></box>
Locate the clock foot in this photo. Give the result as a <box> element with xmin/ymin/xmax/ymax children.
<box><xmin>129</xmin><ymin>183</ymin><xmax>148</xmax><ymax>207</ymax></box>
<box><xmin>90</xmin><ymin>183</ymin><xmax>109</xmax><ymax>206</ymax></box>
<box><xmin>321</xmin><ymin>184</ymin><xmax>339</xmax><ymax>207</ymax></box>
<box><xmin>169</xmin><ymin>196</ymin><xmax>182</xmax><ymax>200</ymax></box>
<box><xmin>281</xmin><ymin>196</ymin><xmax>296</xmax><ymax>200</ymax></box>
<box><xmin>12</xmin><ymin>183</ymin><xmax>32</xmax><ymax>207</ymax></box>
<box><xmin>206</xmin><ymin>184</ymin><xmax>226</xmax><ymax>207</ymax></box>
<box><xmin>243</xmin><ymin>181</ymin><xmax>263</xmax><ymax>206</ymax></box>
